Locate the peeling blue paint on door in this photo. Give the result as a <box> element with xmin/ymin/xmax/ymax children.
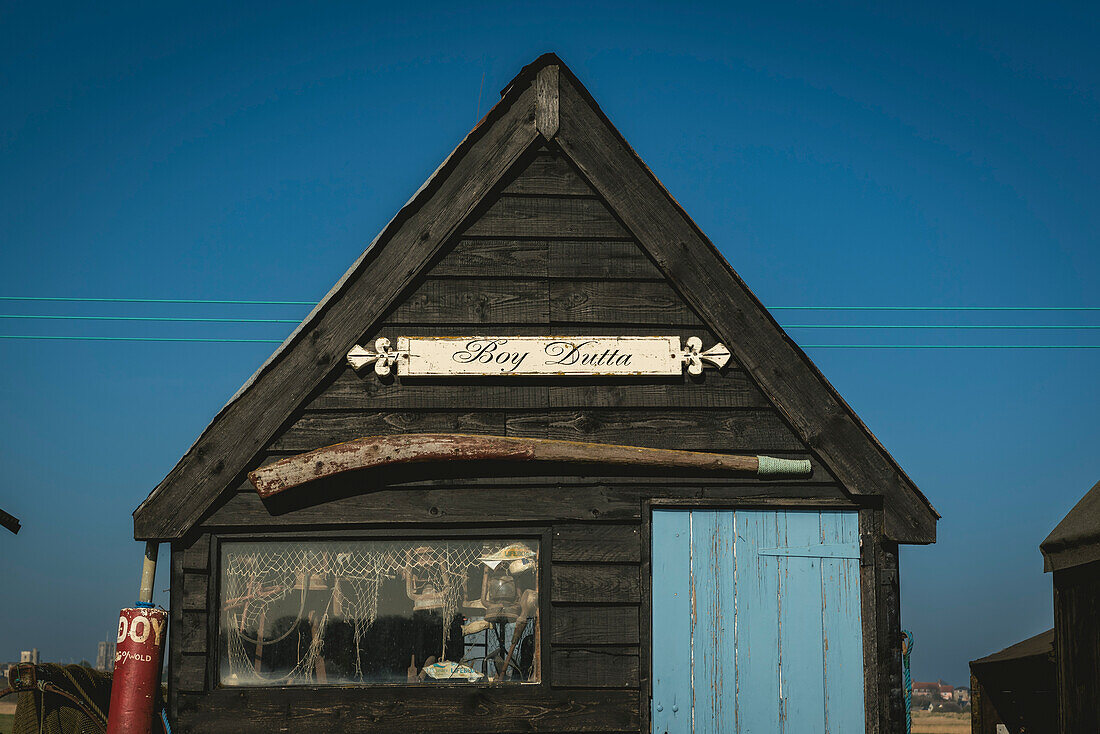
<box><xmin>651</xmin><ymin>509</ymin><xmax>864</xmax><ymax>733</ymax></box>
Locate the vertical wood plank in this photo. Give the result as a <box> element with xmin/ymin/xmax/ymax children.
<box><xmin>778</xmin><ymin>510</ymin><xmax>827</xmax><ymax>733</ymax></box>
<box><xmin>690</xmin><ymin>510</ymin><xmax>737</xmax><ymax>733</ymax></box>
<box><xmin>820</xmin><ymin>511</ymin><xmax>865</xmax><ymax>733</ymax></box>
<box><xmin>734</xmin><ymin>510</ymin><xmax>782</xmax><ymax>732</ymax></box>
<box><xmin>652</xmin><ymin>510</ymin><xmax>693</xmax><ymax>734</ymax></box>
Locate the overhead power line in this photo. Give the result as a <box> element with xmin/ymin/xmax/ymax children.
<box><xmin>0</xmin><ymin>296</ymin><xmax>315</xmax><ymax>306</ymax></box>
<box><xmin>1</xmin><ymin>296</ymin><xmax>1099</xmax><ymax>311</ymax></box>
<box><xmin>0</xmin><ymin>314</ymin><xmax>300</xmax><ymax>324</ymax></box>
<box><xmin>1</xmin><ymin>334</ymin><xmax>1099</xmax><ymax>348</ymax></box>
<box><xmin>3</xmin><ymin>315</ymin><xmax>1100</xmax><ymax>329</ymax></box>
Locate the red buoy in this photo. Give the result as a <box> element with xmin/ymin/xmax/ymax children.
<box><xmin>106</xmin><ymin>606</ymin><xmax>167</xmax><ymax>734</ymax></box>
<box><xmin>107</xmin><ymin>542</ymin><xmax>166</xmax><ymax>734</ymax></box>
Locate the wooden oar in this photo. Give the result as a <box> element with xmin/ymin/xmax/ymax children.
<box><xmin>249</xmin><ymin>433</ymin><xmax>812</xmax><ymax>498</ymax></box>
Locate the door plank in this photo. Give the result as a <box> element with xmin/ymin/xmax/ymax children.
<box><xmin>734</xmin><ymin>510</ymin><xmax>782</xmax><ymax>731</ymax></box>
<box><xmin>821</xmin><ymin>511</ymin><xmax>866</xmax><ymax>733</ymax></box>
<box><xmin>690</xmin><ymin>510</ymin><xmax>737</xmax><ymax>733</ymax></box>
<box><xmin>777</xmin><ymin>511</ymin><xmax>827</xmax><ymax>731</ymax></box>
<box><xmin>651</xmin><ymin>510</ymin><xmax>692</xmax><ymax>734</ymax></box>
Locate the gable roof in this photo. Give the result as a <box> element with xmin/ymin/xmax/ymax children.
<box><xmin>1041</xmin><ymin>478</ymin><xmax>1100</xmax><ymax>571</ymax></box>
<box><xmin>970</xmin><ymin>628</ymin><xmax>1055</xmax><ymax>668</ymax></box>
<box><xmin>133</xmin><ymin>53</ymin><xmax>937</xmax><ymax>544</ymax></box>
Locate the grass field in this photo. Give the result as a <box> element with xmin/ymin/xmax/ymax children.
<box><xmin>913</xmin><ymin>710</ymin><xmax>970</xmax><ymax>733</ymax></box>
<box><xmin>0</xmin><ymin>712</ymin><xmax>13</xmax><ymax>734</ymax></box>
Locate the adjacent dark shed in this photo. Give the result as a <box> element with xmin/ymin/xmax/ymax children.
<box><xmin>133</xmin><ymin>54</ymin><xmax>938</xmax><ymax>734</ymax></box>
<box><xmin>1040</xmin><ymin>478</ymin><xmax>1100</xmax><ymax>734</ymax></box>
<box><xmin>969</xmin><ymin>629</ymin><xmax>1057</xmax><ymax>734</ymax></box>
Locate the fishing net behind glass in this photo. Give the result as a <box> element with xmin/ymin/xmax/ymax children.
<box><xmin>220</xmin><ymin>539</ymin><xmax>536</xmax><ymax>685</ymax></box>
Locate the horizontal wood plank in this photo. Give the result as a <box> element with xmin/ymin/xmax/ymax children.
<box><xmin>508</xmin><ymin>409</ymin><xmax>808</xmax><ymax>452</ymax></box>
<box><xmin>176</xmin><ymin>653</ymin><xmax>206</xmax><ymax>692</ymax></box>
<box><xmin>372</xmin><ymin>323</ymin><xmax>722</xmax><ymax>340</ymax></box>
<box><xmin>211</xmin><ymin>483</ymin><xmax>851</xmax><ymax>527</ymax></box>
<box><xmin>182</xmin><ymin>572</ymin><xmax>208</xmax><ymax>611</ymax></box>
<box><xmin>553</xmin><ymin>524</ymin><xmax>641</xmax><ymax>562</ymax></box>
<box><xmin>550</xmin><ymin>606</ymin><xmax>640</xmax><ymax>645</ymax></box>
<box><xmin>502</xmin><ymin>154</ymin><xmax>593</xmax><ymax>196</ymax></box>
<box><xmin>548</xmin><ymin>373</ymin><xmax>768</xmax><ymax>409</ymax></box>
<box><xmin>180</xmin><ymin>610</ymin><xmax>208</xmax><ymax>653</ymax></box>
<box><xmin>306</xmin><ymin>371</ymin><xmax>549</xmax><ymax>410</ymax></box>
<box><xmin>463</xmin><ymin>195</ymin><xmax>630</xmax><ymax>239</ymax></box>
<box><xmin>306</xmin><ymin>370</ymin><xmax>765</xmax><ymax>411</ymax></box>
<box><xmin>553</xmin><ymin>564</ymin><xmax>640</xmax><ymax>603</ymax></box>
<box><xmin>550</xmin><ymin>280</ymin><xmax>703</xmax><ymax>326</ymax></box>
<box><xmin>386</xmin><ymin>278</ymin><xmax>547</xmax><ymax>324</ymax></box>
<box><xmin>270</xmin><ymin>412</ymin><xmax>507</xmax><ymax>453</ymax></box>
<box><xmin>551</xmin><ymin>646</ymin><xmax>639</xmax><ymax>688</ymax></box>
<box><xmin>177</xmin><ymin>687</ymin><xmax>640</xmax><ymax>733</ymax></box>
<box><xmin>548</xmin><ymin>240</ymin><xmax>663</xmax><ymax>280</ymax></box>
<box><xmin>179</xmin><ymin>534</ymin><xmax>211</xmax><ymax>572</ymax></box>
<box><xmin>429</xmin><ymin>239</ymin><xmax>548</xmax><ymax>278</ymax></box>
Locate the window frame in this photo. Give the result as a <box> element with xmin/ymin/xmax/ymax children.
<box><xmin>209</xmin><ymin>526</ymin><xmax>552</xmax><ymax>690</ymax></box>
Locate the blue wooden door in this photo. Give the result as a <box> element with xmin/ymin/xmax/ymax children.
<box><xmin>651</xmin><ymin>509</ymin><xmax>864</xmax><ymax>733</ymax></box>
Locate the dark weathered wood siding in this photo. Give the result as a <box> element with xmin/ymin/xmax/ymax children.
<box><xmin>167</xmin><ymin>147</ymin><xmax>895</xmax><ymax>733</ymax></box>
<box><xmin>1054</xmin><ymin>560</ymin><xmax>1100</xmax><ymax>734</ymax></box>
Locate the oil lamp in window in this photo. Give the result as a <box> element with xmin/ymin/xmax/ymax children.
<box><xmin>404</xmin><ymin>545</ymin><xmax>444</xmax><ymax>611</ymax></box>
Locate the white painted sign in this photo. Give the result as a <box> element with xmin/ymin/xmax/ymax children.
<box><xmin>347</xmin><ymin>336</ymin><xmax>730</xmax><ymax>378</ymax></box>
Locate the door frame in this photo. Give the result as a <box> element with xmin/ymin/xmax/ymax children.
<box><xmin>640</xmin><ymin>497</ymin><xmax>889</xmax><ymax>734</ymax></box>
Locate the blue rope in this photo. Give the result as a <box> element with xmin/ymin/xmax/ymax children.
<box><xmin>902</xmin><ymin>630</ymin><xmax>914</xmax><ymax>734</ymax></box>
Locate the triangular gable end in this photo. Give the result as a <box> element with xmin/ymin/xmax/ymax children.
<box><xmin>134</xmin><ymin>54</ymin><xmax>937</xmax><ymax>544</ymax></box>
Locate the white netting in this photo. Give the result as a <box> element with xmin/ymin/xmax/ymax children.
<box><xmin>221</xmin><ymin>540</ymin><xmax>533</xmax><ymax>684</ymax></box>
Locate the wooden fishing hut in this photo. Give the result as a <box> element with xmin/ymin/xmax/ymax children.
<box><xmin>133</xmin><ymin>54</ymin><xmax>938</xmax><ymax>734</ymax></box>
<box><xmin>969</xmin><ymin>628</ymin><xmax>1058</xmax><ymax>734</ymax></box>
<box><xmin>1040</xmin><ymin>478</ymin><xmax>1100</xmax><ymax>734</ymax></box>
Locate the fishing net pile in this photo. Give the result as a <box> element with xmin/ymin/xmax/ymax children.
<box><xmin>7</xmin><ymin>664</ymin><xmax>166</xmax><ymax>734</ymax></box>
<box><xmin>221</xmin><ymin>539</ymin><xmax>534</xmax><ymax>684</ymax></box>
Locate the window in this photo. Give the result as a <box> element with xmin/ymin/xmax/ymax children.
<box><xmin>219</xmin><ymin>539</ymin><xmax>540</xmax><ymax>685</ymax></box>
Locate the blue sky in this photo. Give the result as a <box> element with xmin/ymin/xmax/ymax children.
<box><xmin>1</xmin><ymin>1</ymin><xmax>1097</xmax><ymax>684</ymax></box>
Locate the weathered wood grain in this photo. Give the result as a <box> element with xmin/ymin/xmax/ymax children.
<box><xmin>179</xmin><ymin>533</ymin><xmax>210</xmax><ymax>572</ymax></box>
<box><xmin>176</xmin><ymin>688</ymin><xmax>640</xmax><ymax>733</ymax></box>
<box><xmin>176</xmin><ymin>653</ymin><xmax>206</xmax><ymax>693</ymax></box>
<box><xmin>535</xmin><ymin>64</ymin><xmax>560</xmax><ymax>139</ymax></box>
<box><xmin>547</xmin><ymin>373</ymin><xmax>769</xmax><ymax>409</ymax></box>
<box><xmin>306</xmin><ymin>371</ymin><xmax>549</xmax><ymax>410</ymax></box>
<box><xmin>551</xmin><ymin>646</ymin><xmax>639</xmax><ymax>688</ymax></box>
<box><xmin>463</xmin><ymin>195</ymin><xmax>630</xmax><ymax>239</ymax></box>
<box><xmin>555</xmin><ymin>68</ymin><xmax>936</xmax><ymax>543</ymax></box>
<box><xmin>270</xmin><ymin>411</ymin><xmax>507</xmax><ymax>453</ymax></box>
<box><xmin>550</xmin><ymin>606</ymin><xmax>640</xmax><ymax>645</ymax></box>
<box><xmin>306</xmin><ymin>369</ymin><xmax>766</xmax><ymax>411</ymax></box>
<box><xmin>508</xmin><ymin>409</ymin><xmax>808</xmax><ymax>452</ymax></box>
<box><xmin>135</xmin><ymin>80</ymin><xmax>540</xmax><ymax>540</ymax></box>
<box><xmin>181</xmin><ymin>572</ymin><xmax>208</xmax><ymax>611</ymax></box>
<box><xmin>211</xmin><ymin>482</ymin><xmax>850</xmax><ymax>528</ymax></box>
<box><xmin>553</xmin><ymin>524</ymin><xmax>641</xmax><ymax>562</ymax></box>
<box><xmin>429</xmin><ymin>239</ymin><xmax>548</xmax><ymax>277</ymax></box>
<box><xmin>426</xmin><ymin>238</ymin><xmax>664</xmax><ymax>280</ymax></box>
<box><xmin>386</xmin><ymin>278</ymin><xmax>548</xmax><ymax>324</ymax></box>
<box><xmin>549</xmin><ymin>280</ymin><xmax>703</xmax><ymax>326</ymax></box>
<box><xmin>180</xmin><ymin>610</ymin><xmax>208</xmax><ymax>654</ymax></box>
<box><xmin>502</xmin><ymin>155</ymin><xmax>591</xmax><ymax>196</ymax></box>
<box><xmin>549</xmin><ymin>240</ymin><xmax>663</xmax><ymax>279</ymax></box>
<box><xmin>1053</xmin><ymin>561</ymin><xmax>1100</xmax><ymax>734</ymax></box>
<box><xmin>552</xmin><ymin>564</ymin><xmax>640</xmax><ymax>603</ymax></box>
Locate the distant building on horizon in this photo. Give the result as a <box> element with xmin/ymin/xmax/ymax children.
<box><xmin>912</xmin><ymin>679</ymin><xmax>969</xmax><ymax>703</ymax></box>
<box><xmin>19</xmin><ymin>649</ymin><xmax>39</xmax><ymax>664</ymax></box>
<box><xmin>96</xmin><ymin>640</ymin><xmax>116</xmax><ymax>672</ymax></box>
